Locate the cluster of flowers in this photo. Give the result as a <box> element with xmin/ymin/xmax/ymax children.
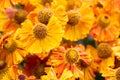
<box><xmin>0</xmin><ymin>0</ymin><xmax>120</xmax><ymax>80</ymax></box>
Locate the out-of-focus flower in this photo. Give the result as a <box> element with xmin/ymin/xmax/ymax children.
<box><xmin>0</xmin><ymin>0</ymin><xmax>32</xmax><ymax>11</ymax></box>
<box><xmin>0</xmin><ymin>10</ymin><xmax>7</xmax><ymax>32</ymax></box>
<box><xmin>0</xmin><ymin>60</ymin><xmax>8</xmax><ymax>79</ymax></box>
<box><xmin>0</xmin><ymin>64</ymin><xmax>27</xmax><ymax>80</ymax></box>
<box><xmin>0</xmin><ymin>31</ymin><xmax>25</xmax><ymax>67</ymax></box>
<box><xmin>90</xmin><ymin>15</ymin><xmax>119</xmax><ymax>42</ymax></box>
<box><xmin>63</xmin><ymin>2</ymin><xmax>94</xmax><ymax>41</ymax></box>
<box><xmin>22</xmin><ymin>54</ymin><xmax>51</xmax><ymax>79</ymax></box>
<box><xmin>97</xmin><ymin>0</ymin><xmax>120</xmax><ymax>13</ymax></box>
<box><xmin>41</xmin><ymin>67</ymin><xmax>73</xmax><ymax>80</ymax></box>
<box><xmin>92</xmin><ymin>43</ymin><xmax>115</xmax><ymax>74</ymax></box>
<box><xmin>0</xmin><ymin>0</ymin><xmax>36</xmax><ymax>34</ymax></box>
<box><xmin>90</xmin><ymin>1</ymin><xmax>119</xmax><ymax>42</ymax></box>
<box><xmin>111</xmin><ymin>38</ymin><xmax>120</xmax><ymax>68</ymax></box>
<box><xmin>101</xmin><ymin>67</ymin><xmax>120</xmax><ymax>80</ymax></box>
<box><xmin>77</xmin><ymin>45</ymin><xmax>100</xmax><ymax>80</ymax></box>
<box><xmin>0</xmin><ymin>6</ymin><xmax>28</xmax><ymax>34</ymax></box>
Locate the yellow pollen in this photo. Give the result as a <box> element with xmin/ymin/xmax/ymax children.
<box><xmin>33</xmin><ymin>23</ymin><xmax>47</xmax><ymax>39</ymax></box>
<box><xmin>65</xmin><ymin>48</ymin><xmax>79</xmax><ymax>64</ymax></box>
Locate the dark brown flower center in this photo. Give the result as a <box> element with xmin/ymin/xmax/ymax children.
<box><xmin>98</xmin><ymin>14</ymin><xmax>110</xmax><ymax>29</ymax></box>
<box><xmin>3</xmin><ymin>39</ymin><xmax>17</xmax><ymax>53</ymax></box>
<box><xmin>67</xmin><ymin>10</ymin><xmax>80</xmax><ymax>26</ymax></box>
<box><xmin>33</xmin><ymin>23</ymin><xmax>47</xmax><ymax>39</ymax></box>
<box><xmin>14</xmin><ymin>10</ymin><xmax>27</xmax><ymax>24</ymax></box>
<box><xmin>38</xmin><ymin>8</ymin><xmax>53</xmax><ymax>25</ymax></box>
<box><xmin>116</xmin><ymin>68</ymin><xmax>120</xmax><ymax>80</ymax></box>
<box><xmin>65</xmin><ymin>48</ymin><xmax>80</xmax><ymax>64</ymax></box>
<box><xmin>97</xmin><ymin>43</ymin><xmax>112</xmax><ymax>59</ymax></box>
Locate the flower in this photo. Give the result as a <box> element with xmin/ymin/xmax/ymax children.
<box><xmin>27</xmin><ymin>0</ymin><xmax>68</xmax><ymax>26</ymax></box>
<box><xmin>0</xmin><ymin>0</ymin><xmax>36</xmax><ymax>34</ymax></box>
<box><xmin>1</xmin><ymin>65</ymin><xmax>28</xmax><ymax>80</ymax></box>
<box><xmin>0</xmin><ymin>5</ymin><xmax>29</xmax><ymax>34</ymax></box>
<box><xmin>22</xmin><ymin>54</ymin><xmax>51</xmax><ymax>79</ymax></box>
<box><xmin>63</xmin><ymin>2</ymin><xmax>94</xmax><ymax>41</ymax></box>
<box><xmin>101</xmin><ymin>67</ymin><xmax>120</xmax><ymax>80</ymax></box>
<box><xmin>0</xmin><ymin>31</ymin><xmax>25</xmax><ymax>67</ymax></box>
<box><xmin>41</xmin><ymin>67</ymin><xmax>73</xmax><ymax>80</ymax></box>
<box><xmin>14</xmin><ymin>15</ymin><xmax>64</xmax><ymax>53</ymax></box>
<box><xmin>90</xmin><ymin>2</ymin><xmax>119</xmax><ymax>42</ymax></box>
<box><xmin>48</xmin><ymin>44</ymin><xmax>93</xmax><ymax>79</ymax></box>
<box><xmin>90</xmin><ymin>42</ymin><xmax>115</xmax><ymax>74</ymax></box>
<box><xmin>0</xmin><ymin>60</ymin><xmax>8</xmax><ymax>79</ymax></box>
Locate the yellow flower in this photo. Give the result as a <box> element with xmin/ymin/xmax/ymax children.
<box><xmin>89</xmin><ymin>43</ymin><xmax>115</xmax><ymax>74</ymax></box>
<box><xmin>0</xmin><ymin>32</ymin><xmax>25</xmax><ymax>67</ymax></box>
<box><xmin>1</xmin><ymin>65</ymin><xmax>27</xmax><ymax>80</ymax></box>
<box><xmin>0</xmin><ymin>60</ymin><xmax>8</xmax><ymax>79</ymax></box>
<box><xmin>41</xmin><ymin>67</ymin><xmax>73</xmax><ymax>80</ymax></box>
<box><xmin>101</xmin><ymin>67</ymin><xmax>120</xmax><ymax>80</ymax></box>
<box><xmin>27</xmin><ymin>0</ymin><xmax>68</xmax><ymax>27</ymax></box>
<box><xmin>63</xmin><ymin>2</ymin><xmax>94</xmax><ymax>41</ymax></box>
<box><xmin>15</xmin><ymin>15</ymin><xmax>64</xmax><ymax>54</ymax></box>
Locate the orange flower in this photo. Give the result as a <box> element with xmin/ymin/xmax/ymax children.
<box><xmin>0</xmin><ymin>31</ymin><xmax>25</xmax><ymax>67</ymax></box>
<box><xmin>48</xmin><ymin>44</ymin><xmax>96</xmax><ymax>80</ymax></box>
<box><xmin>90</xmin><ymin>5</ymin><xmax>119</xmax><ymax>42</ymax></box>
<box><xmin>0</xmin><ymin>5</ymin><xmax>29</xmax><ymax>34</ymax></box>
<box><xmin>0</xmin><ymin>1</ymin><xmax>35</xmax><ymax>34</ymax></box>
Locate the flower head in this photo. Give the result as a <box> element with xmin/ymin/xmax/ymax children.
<box><xmin>0</xmin><ymin>32</ymin><xmax>25</xmax><ymax>67</ymax></box>
<box><xmin>63</xmin><ymin>2</ymin><xmax>95</xmax><ymax>41</ymax></box>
